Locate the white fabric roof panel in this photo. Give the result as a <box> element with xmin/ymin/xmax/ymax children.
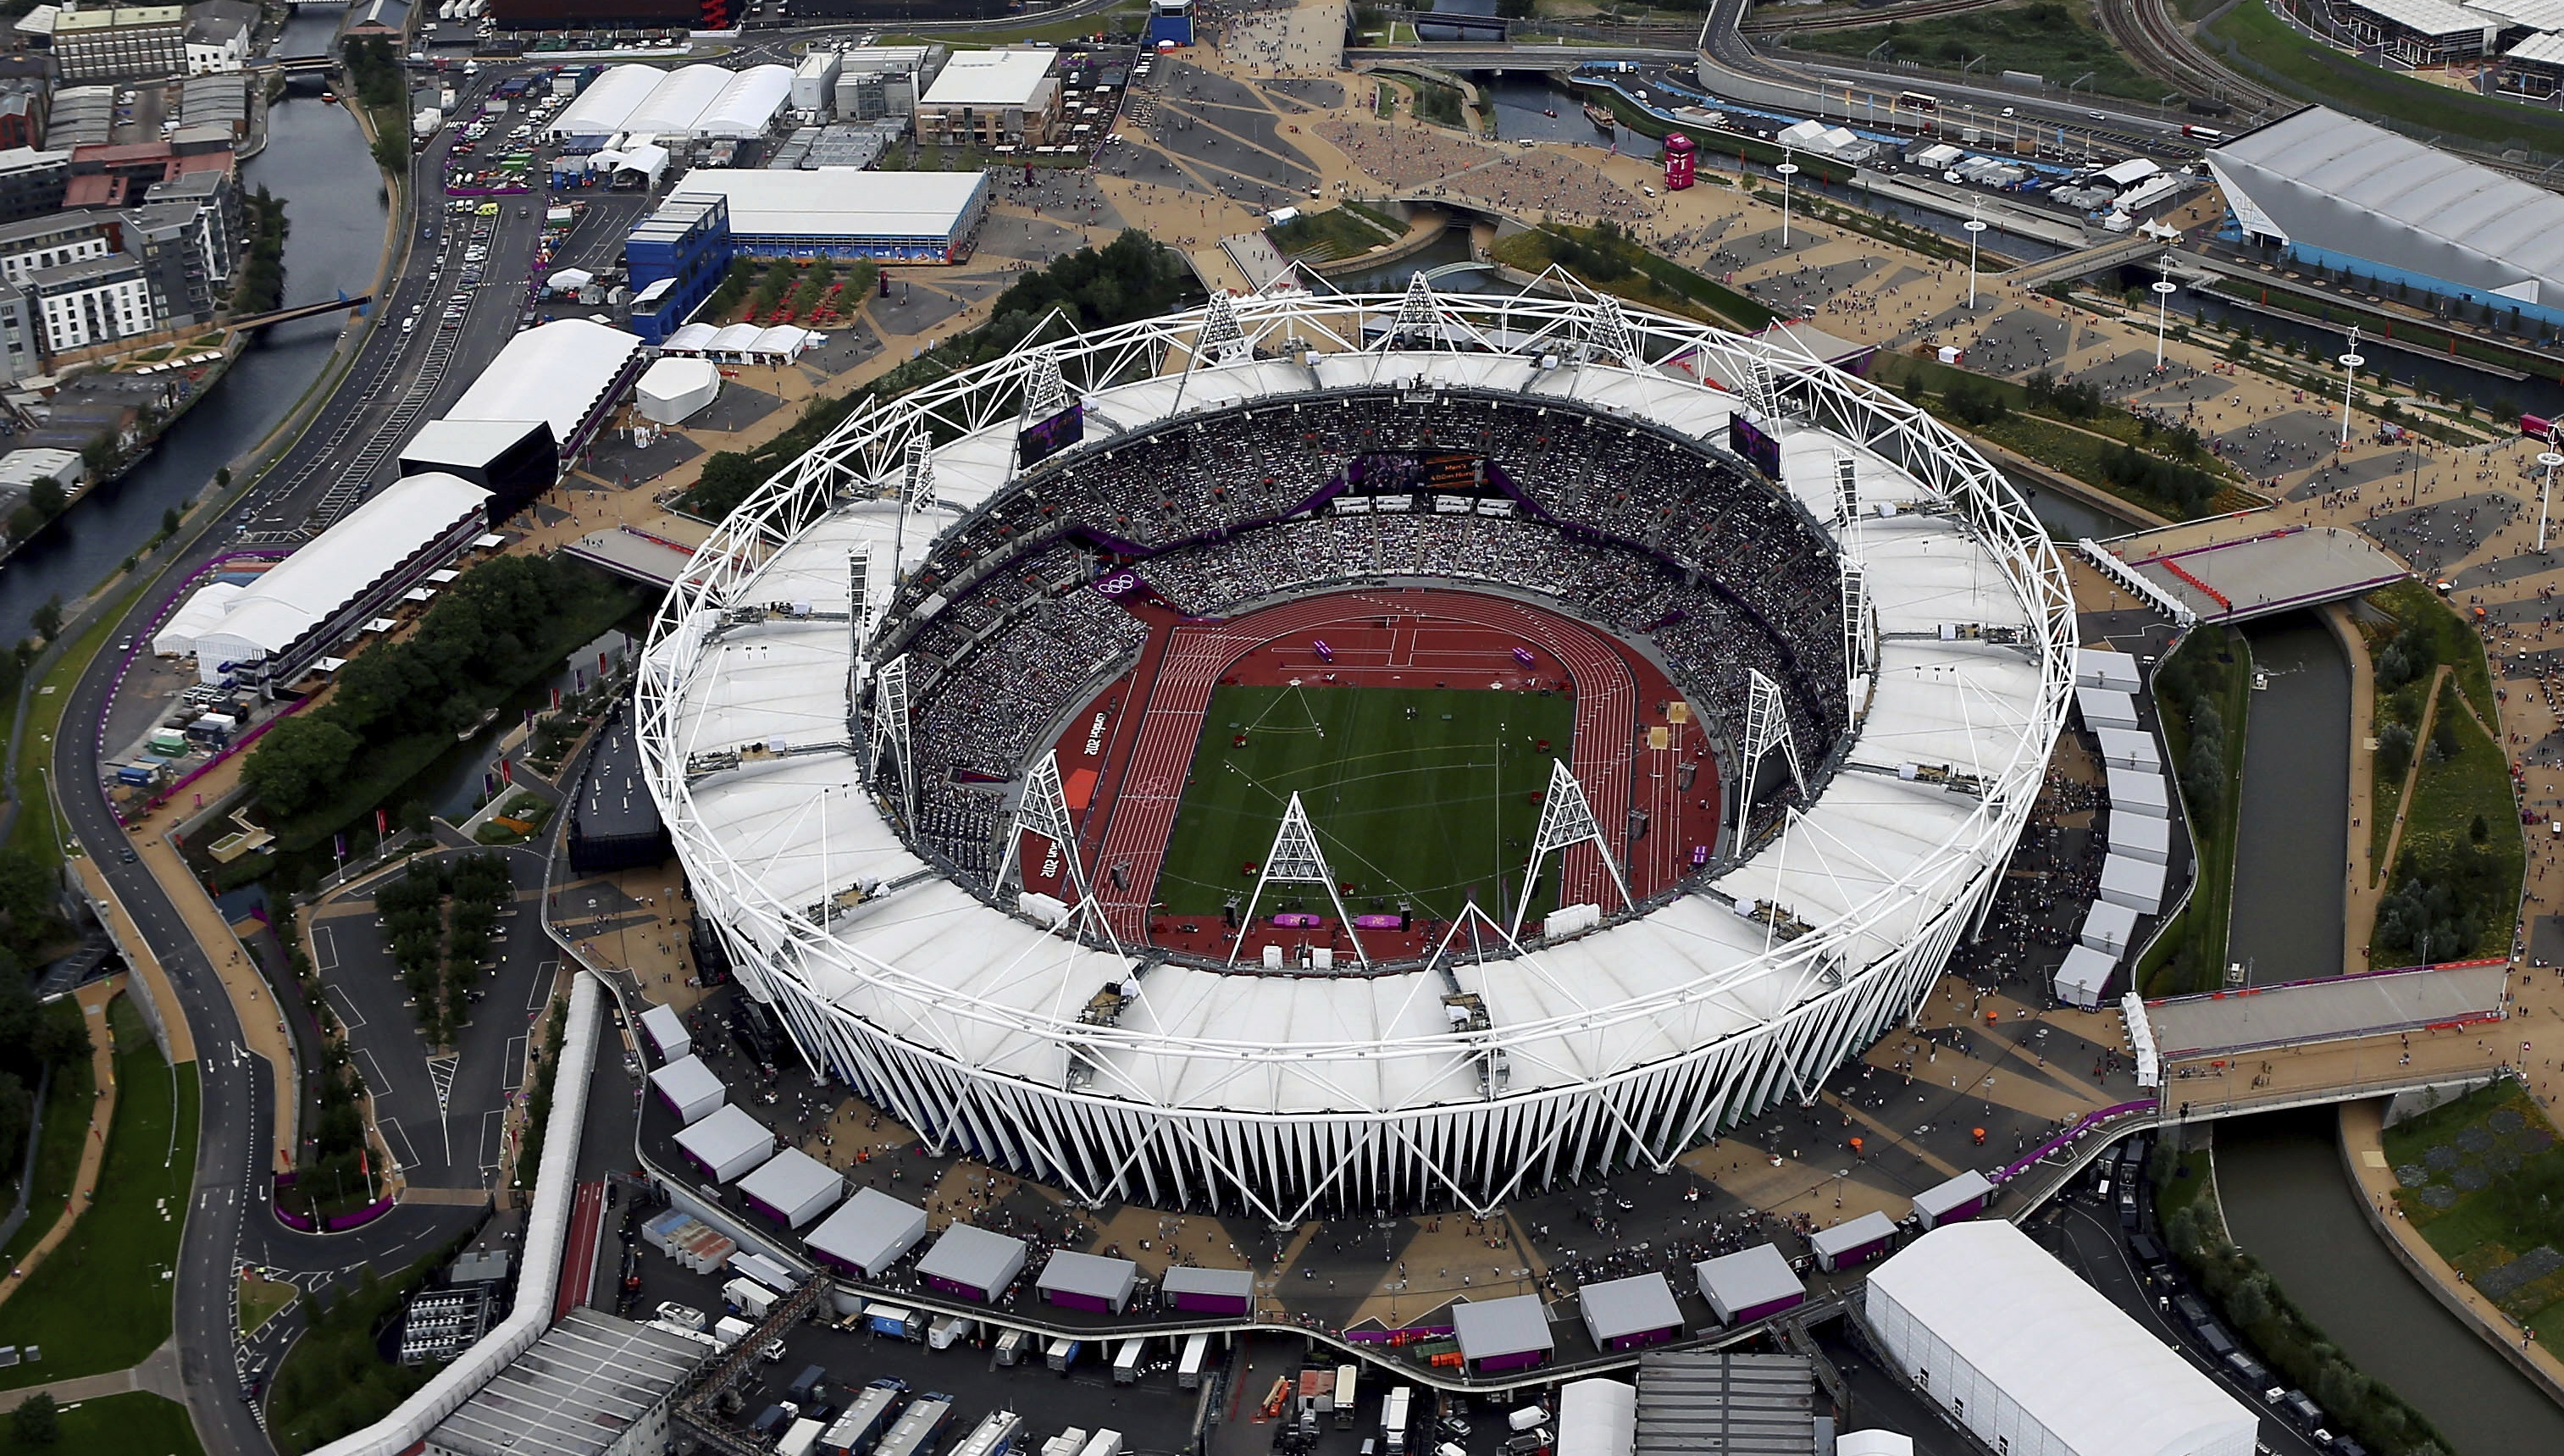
<box><xmin>623</xmin><ymin>64</ymin><xmax>735</xmax><ymax>137</ymax></box>
<box><xmin>673</xmin><ymin>1102</ymin><xmax>776</xmax><ymax>1182</ymax></box>
<box><xmin>445</xmin><ymin>318</ymin><xmax>641</xmax><ymax>450</ymax></box>
<box><xmin>1579</xmin><ymin>1273</ymin><xmax>1683</xmax><ymax>1342</ymax></box>
<box><xmin>805</xmin><ymin>1187</ymin><xmax>929</xmax><ymax>1274</ymax></box>
<box><xmin>191</xmin><ymin>473</ymin><xmax>490</xmax><ymax>671</ymax></box>
<box><xmin>917</xmin><ymin>1222</ymin><xmax>1028</xmax><ymax>1293</ymax></box>
<box><xmin>636</xmin><ymin>357</ymin><xmax>720</xmax><ymax>425</ymax></box>
<box><xmin>921</xmin><ymin>48</ymin><xmax>1056</xmax><ymax>108</ymax></box>
<box><xmin>1868</xmin><ymin>1221</ymin><xmax>2258</xmax><ymax>1456</ymax></box>
<box><xmin>153</xmin><ymin>579</ymin><xmax>242</xmax><ymax>657</ymax></box>
<box><xmin>2056</xmin><ymin>944</ymin><xmax>2118</xmax><ymax>1005</ymax></box>
<box><xmin>2345</xmin><ymin>0</ymin><xmax>2492</xmax><ymax>34</ymax></box>
<box><xmin>694</xmin><ymin>64</ymin><xmax>794</xmax><ymax>138</ymax></box>
<box><xmin>734</xmin><ymin>1144</ymin><xmax>844</xmax><ymax>1227</ymax></box>
<box><xmin>1693</xmin><ymin>1243</ymin><xmax>1803</xmax><ymax>1321</ymax></box>
<box><xmin>2208</xmin><ymin>106</ymin><xmax>2564</xmax><ymax>305</ymax></box>
<box><xmin>647</xmin><ymin>1053</ymin><xmax>725</xmax><ymax>1125</ymax></box>
<box><xmin>1452</xmin><ymin>1293</ymin><xmax>1554</xmax><ymax>1361</ymax></box>
<box><xmin>2506</xmin><ymin>29</ymin><xmax>2564</xmax><ymax>64</ymax></box>
<box><xmin>660</xmin><ymin>170</ymin><xmax>984</xmax><ymax>242</ymax></box>
<box><xmin>1557</xmin><ymin>1380</ymin><xmax>1638</xmax><ymax>1456</ymax></box>
<box><xmin>545</xmin><ymin>64</ymin><xmax>666</xmax><ymax>138</ymax></box>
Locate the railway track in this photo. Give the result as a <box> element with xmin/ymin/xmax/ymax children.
<box><xmin>1736</xmin><ymin>0</ymin><xmax>2018</xmax><ymax>33</ymax></box>
<box><xmin>2094</xmin><ymin>0</ymin><xmax>2289</xmax><ymax>122</ymax></box>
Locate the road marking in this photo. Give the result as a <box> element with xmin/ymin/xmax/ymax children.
<box><xmin>324</xmin><ymin>983</ymin><xmax>366</xmax><ymax>1030</ymax></box>
<box><xmin>529</xmin><ymin>961</ymin><xmax>557</xmax><ymax>1012</ymax></box>
<box><xmin>311</xmin><ymin>925</ymin><xmax>338</xmax><ymax>973</ymax></box>
<box><xmin>503</xmin><ymin>1034</ymin><xmax>527</xmax><ymax>1093</ymax></box>
<box><xmin>427</xmin><ymin>1055</ymin><xmax>457</xmax><ymax>1113</ymax></box>
<box><xmin>356</xmin><ymin>1047</ymin><xmax>394</xmax><ymax>1100</ymax></box>
<box><xmin>478</xmin><ymin>1110</ymin><xmax>504</xmax><ymax>1176</ymax></box>
<box><xmin>378</xmin><ymin>1116</ymin><xmax>420</xmax><ymax>1175</ymax></box>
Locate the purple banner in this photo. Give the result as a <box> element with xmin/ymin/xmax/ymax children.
<box><xmin>325</xmin><ymin>1197</ymin><xmax>398</xmax><ymax>1232</ymax></box>
<box><xmin>1991</xmin><ymin>1099</ymin><xmax>2158</xmax><ymax>1184</ymax></box>
<box><xmin>1342</xmin><ymin>1326</ymin><xmax>1454</xmax><ymax>1343</ymax></box>
<box><xmin>1354</xmin><ymin>914</ymin><xmax>1404</xmax><ymax>929</ymax></box>
<box><xmin>1272</xmin><ymin>913</ymin><xmax>1321</xmax><ymax>927</ymax></box>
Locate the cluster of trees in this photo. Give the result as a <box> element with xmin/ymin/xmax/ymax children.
<box><xmin>242</xmin><ymin>555</ymin><xmax>612</xmax><ymax>820</ymax></box>
<box><xmin>230</xmin><ymin>189</ymin><xmax>289</xmax><ymax>316</ymax></box>
<box><xmin>0</xmin><ymin>978</ymin><xmax>91</xmax><ymax>1179</ymax></box>
<box><xmin>1409</xmin><ymin>77</ymin><xmax>1465</xmax><ymax>128</ymax></box>
<box><xmin>5</xmin><ymin>472</ymin><xmax>69</xmax><ymax>544</ymax></box>
<box><xmin>2022</xmin><ymin>368</ymin><xmax>2103</xmax><ymax>422</ymax></box>
<box><xmin>2155</xmin><ymin>635</ymin><xmax>2239</xmax><ymax>817</ymax></box>
<box><xmin>687</xmin><ymin>230</ymin><xmax>1195</xmax><ymax>521</ymax></box>
<box><xmin>376</xmin><ymin>854</ymin><xmax>512</xmax><ymax>1046</ymax></box>
<box><xmin>2374</xmin><ymin>833</ymin><xmax>2505</xmax><ymax>963</ymax></box>
<box><xmin>1538</xmin><ymin>219</ymin><xmax>1648</xmax><ymax>287</ymax></box>
<box><xmin>2096</xmin><ymin>441</ymin><xmax>2223</xmax><ymax>516</ymax></box>
<box><xmin>1936</xmin><ymin>376</ymin><xmax>2011</xmax><ymax>429</ymax></box>
<box><xmin>2162</xmin><ymin>1188</ymin><xmax>2449</xmax><ymax>1456</ymax></box>
<box><xmin>340</xmin><ymin>36</ymin><xmax>403</xmax><ymax>110</ymax></box>
<box><xmin>0</xmin><ymin>849</ymin><xmax>68</xmax><ymax>977</ymax></box>
<box><xmin>513</xmin><ymin>997</ymin><xmax>569</xmax><ymax>1188</ymax></box>
<box><xmin>268</xmin><ymin>1263</ymin><xmax>436</xmax><ymax>1455</ymax></box>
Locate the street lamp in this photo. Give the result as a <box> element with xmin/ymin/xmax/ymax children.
<box><xmin>2337</xmin><ymin>325</ymin><xmax>2366</xmax><ymax>447</ymax></box>
<box><xmin>1963</xmin><ymin>199</ymin><xmax>1986</xmax><ymax>309</ymax></box>
<box><xmin>1775</xmin><ymin>152</ymin><xmax>1799</xmax><ymax>249</ymax></box>
<box><xmin>2539</xmin><ymin>451</ymin><xmax>2563</xmax><ymax>551</ymax></box>
<box><xmin>2151</xmin><ymin>252</ymin><xmax>2179</xmax><ymax>369</ymax></box>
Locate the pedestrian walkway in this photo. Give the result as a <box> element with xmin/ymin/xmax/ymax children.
<box><xmin>0</xmin><ymin>980</ymin><xmax>120</xmax><ymax>1315</ymax></box>
<box><xmin>0</xmin><ymin>1339</ymin><xmax>186</xmax><ymax>1412</ymax></box>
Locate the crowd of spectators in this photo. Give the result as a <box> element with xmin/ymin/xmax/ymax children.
<box><xmin>1310</xmin><ymin>119</ymin><xmax>1642</xmax><ymax>226</ymax></box>
<box><xmin>889</xmin><ymin>390</ymin><xmax>1852</xmax><ymax>881</ymax></box>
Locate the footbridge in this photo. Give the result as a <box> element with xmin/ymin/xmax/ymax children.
<box><xmin>230</xmin><ymin>292</ymin><xmax>373</xmax><ymax>330</ymax></box>
<box><xmin>1350</xmin><ymin>42</ymin><xmax>1696</xmax><ymax>70</ymax></box>
<box><xmin>2145</xmin><ymin>961</ymin><xmax>2514</xmax><ymax>1124</ymax></box>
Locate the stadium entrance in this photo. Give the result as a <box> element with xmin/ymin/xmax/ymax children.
<box><xmin>1021</xmin><ymin>587</ymin><xmax>1723</xmax><ymax>966</ymax></box>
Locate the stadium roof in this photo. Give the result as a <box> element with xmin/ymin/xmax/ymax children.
<box><xmin>1869</xmin><ymin>1222</ymin><xmax>2257</xmax><ymax>1456</ymax></box>
<box><xmin>190</xmin><ymin>473</ymin><xmax>489</xmax><ymax>665</ymax></box>
<box><xmin>443</xmin><ymin>318</ymin><xmax>641</xmax><ymax>450</ymax></box>
<box><xmin>2207</xmin><ymin>106</ymin><xmax>2564</xmax><ymax>306</ymax></box>
<box><xmin>650</xmin><ymin>343</ymin><xmax>2058</xmax><ymax>1112</ymax></box>
<box><xmin>921</xmin><ymin>48</ymin><xmax>1056</xmax><ymax>109</ymax></box>
<box><xmin>658</xmin><ymin>169</ymin><xmax>983</xmax><ymax>241</ymax></box>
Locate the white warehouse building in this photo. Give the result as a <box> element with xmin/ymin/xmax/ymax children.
<box><xmin>167</xmin><ymin>472</ymin><xmax>492</xmax><ymax>688</ymax></box>
<box><xmin>546</xmin><ymin>64</ymin><xmax>794</xmax><ymax>143</ymax></box>
<box><xmin>1865</xmin><ymin>1221</ymin><xmax>2259</xmax><ymax>1456</ymax></box>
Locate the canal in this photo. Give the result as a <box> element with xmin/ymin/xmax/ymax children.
<box><xmin>2218</xmin><ymin>1108</ymin><xmax>2564</xmax><ymax>1454</ymax></box>
<box><xmin>2225</xmin><ymin>613</ymin><xmax>2351</xmax><ymax>986</ymax></box>
<box><xmin>0</xmin><ymin>12</ymin><xmax>390</xmax><ymax>644</ymax></box>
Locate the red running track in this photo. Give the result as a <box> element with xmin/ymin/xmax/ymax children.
<box><xmin>1066</xmin><ymin>589</ymin><xmax>1717</xmax><ymax>948</ymax></box>
<box><xmin>555</xmin><ymin>1180</ymin><xmax>606</xmax><ymax>1323</ymax></box>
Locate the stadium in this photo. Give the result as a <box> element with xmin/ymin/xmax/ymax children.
<box><xmin>634</xmin><ymin>281</ymin><xmax>2075</xmax><ymax>1225</ymax></box>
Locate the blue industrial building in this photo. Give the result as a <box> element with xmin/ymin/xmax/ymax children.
<box><xmin>626</xmin><ymin>192</ymin><xmax>733</xmax><ymax>346</ymax></box>
<box><xmin>2207</xmin><ymin>106</ymin><xmax>2564</xmax><ymax>341</ymax></box>
<box><xmin>1149</xmin><ymin>0</ymin><xmax>1193</xmax><ymax>47</ymax></box>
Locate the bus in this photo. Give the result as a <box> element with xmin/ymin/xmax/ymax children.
<box><xmin>2181</xmin><ymin>124</ymin><xmax>2223</xmax><ymax>141</ymax></box>
<box><xmin>1334</xmin><ymin>1365</ymin><xmax>1359</xmax><ymax>1431</ymax></box>
<box><xmin>1897</xmin><ymin>90</ymin><xmax>1937</xmax><ymax>113</ymax></box>
<box><xmin>948</xmin><ymin>1410</ymin><xmax>1024</xmax><ymax>1456</ymax></box>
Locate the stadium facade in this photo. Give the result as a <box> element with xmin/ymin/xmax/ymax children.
<box><xmin>635</xmin><ymin>285</ymin><xmax>2074</xmax><ymax>1223</ymax></box>
<box><xmin>2206</xmin><ymin>105</ymin><xmax>2564</xmax><ymax>333</ymax></box>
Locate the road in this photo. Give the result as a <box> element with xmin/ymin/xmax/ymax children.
<box><xmin>39</xmin><ymin>53</ymin><xmax>616</xmax><ymax>1456</ymax></box>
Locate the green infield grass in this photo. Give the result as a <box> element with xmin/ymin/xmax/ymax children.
<box><xmin>1155</xmin><ymin>684</ymin><xmax>1576</xmax><ymax>922</ymax></box>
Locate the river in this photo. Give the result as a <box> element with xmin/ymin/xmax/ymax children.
<box><xmin>0</xmin><ymin>13</ymin><xmax>390</xmax><ymax>644</ymax></box>
<box><xmin>2218</xmin><ymin>1109</ymin><xmax>2564</xmax><ymax>1454</ymax></box>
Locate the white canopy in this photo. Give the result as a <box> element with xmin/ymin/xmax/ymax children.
<box><xmin>636</xmin><ymin>357</ymin><xmax>721</xmax><ymax>424</ymax></box>
<box><xmin>153</xmin><ymin>579</ymin><xmax>244</xmax><ymax>657</ymax></box>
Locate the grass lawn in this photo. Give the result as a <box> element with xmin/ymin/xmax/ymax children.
<box><xmin>0</xmin><ymin>1391</ymin><xmax>202</xmax><ymax>1456</ymax></box>
<box><xmin>1156</xmin><ymin>685</ymin><xmax>1575</xmax><ymax>922</ymax></box>
<box><xmin>1792</xmin><ymin>1</ymin><xmax>2163</xmax><ymax>102</ymax></box>
<box><xmin>2206</xmin><ymin>0</ymin><xmax>2564</xmax><ymax>155</ymax></box>
<box><xmin>1268</xmin><ymin>205</ymin><xmax>1398</xmax><ymax>263</ymax></box>
<box><xmin>0</xmin><ymin>997</ymin><xmax>197</xmax><ymax>1390</ymax></box>
<box><xmin>2380</xmin><ymin>1078</ymin><xmax>2564</xmax><ymax>1359</ymax></box>
<box><xmin>1971</xmin><ymin>413</ymin><xmax>2257</xmax><ymax>519</ymax></box>
<box><xmin>238</xmin><ymin>1273</ymin><xmax>296</xmax><ymax>1338</ymax></box>
<box><xmin>2136</xmin><ymin>627</ymin><xmax>2253</xmax><ymax>997</ymax></box>
<box><xmin>2368</xmin><ymin>580</ymin><xmax>2497</xmax><ymax>726</ymax></box>
<box><xmin>0</xmin><ymin>1001</ymin><xmax>97</xmax><ymax>1268</ymax></box>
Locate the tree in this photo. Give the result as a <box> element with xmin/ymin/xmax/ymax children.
<box><xmin>28</xmin><ymin>478</ymin><xmax>64</xmax><ymax>517</ymax></box>
<box><xmin>10</xmin><ymin>1392</ymin><xmax>57</xmax><ymax>1444</ymax></box>
<box><xmin>241</xmin><ymin>716</ymin><xmax>363</xmax><ymax>818</ymax></box>
<box><xmin>30</xmin><ymin>595</ymin><xmax>61</xmax><ymax>642</ymax></box>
